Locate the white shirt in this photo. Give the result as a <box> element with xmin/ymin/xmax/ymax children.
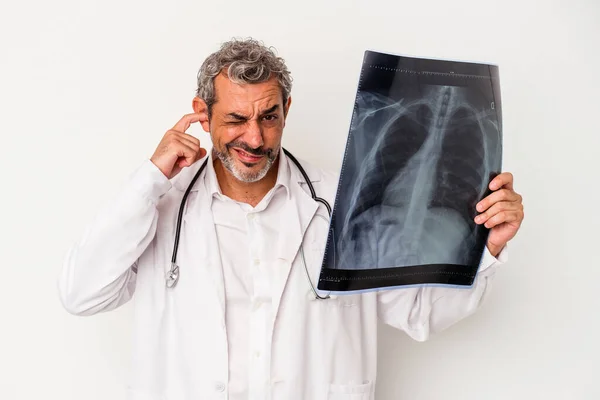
<box><xmin>206</xmin><ymin>154</ymin><xmax>291</xmax><ymax>400</ymax></box>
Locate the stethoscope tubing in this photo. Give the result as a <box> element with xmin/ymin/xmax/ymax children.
<box><xmin>166</xmin><ymin>148</ymin><xmax>331</xmax><ymax>300</ymax></box>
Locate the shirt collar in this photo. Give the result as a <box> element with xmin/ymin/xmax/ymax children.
<box><xmin>204</xmin><ymin>147</ymin><xmax>292</xmax><ymax>202</ymax></box>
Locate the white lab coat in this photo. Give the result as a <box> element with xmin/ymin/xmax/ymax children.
<box><xmin>58</xmin><ymin>154</ymin><xmax>505</xmax><ymax>400</ymax></box>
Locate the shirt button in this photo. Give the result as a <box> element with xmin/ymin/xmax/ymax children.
<box><xmin>214</xmin><ymin>382</ymin><xmax>226</xmax><ymax>392</ymax></box>
<box><xmin>248</xmin><ymin>213</ymin><xmax>255</xmax><ymax>220</ymax></box>
<box><xmin>253</xmin><ymin>259</ymin><xmax>260</xmax><ymax>266</ymax></box>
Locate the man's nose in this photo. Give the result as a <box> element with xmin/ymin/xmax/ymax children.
<box><xmin>242</xmin><ymin>120</ymin><xmax>264</xmax><ymax>149</ymax></box>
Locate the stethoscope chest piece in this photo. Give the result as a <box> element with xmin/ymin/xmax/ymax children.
<box><xmin>166</xmin><ymin>262</ymin><xmax>180</xmax><ymax>288</ymax></box>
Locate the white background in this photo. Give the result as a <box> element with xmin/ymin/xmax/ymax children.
<box><xmin>1</xmin><ymin>0</ymin><xmax>599</xmax><ymax>399</ymax></box>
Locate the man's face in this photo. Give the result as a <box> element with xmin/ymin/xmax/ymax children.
<box><xmin>196</xmin><ymin>73</ymin><xmax>291</xmax><ymax>183</ymax></box>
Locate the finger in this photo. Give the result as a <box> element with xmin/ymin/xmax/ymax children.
<box><xmin>166</xmin><ymin>134</ymin><xmax>207</xmax><ymax>165</ymax></box>
<box><xmin>489</xmin><ymin>172</ymin><xmax>514</xmax><ymax>191</ymax></box>
<box><xmin>175</xmin><ymin>134</ymin><xmax>202</xmax><ymax>153</ymax></box>
<box><xmin>484</xmin><ymin>210</ymin><xmax>523</xmax><ymax>229</ymax></box>
<box><xmin>475</xmin><ymin>201</ymin><xmax>523</xmax><ymax>225</ymax></box>
<box><xmin>172</xmin><ymin>112</ymin><xmax>208</xmax><ymax>133</ymax></box>
<box><xmin>179</xmin><ymin>140</ymin><xmax>207</xmax><ymax>162</ymax></box>
<box><xmin>170</xmin><ymin>140</ymin><xmax>201</xmax><ymax>167</ymax></box>
<box><xmin>178</xmin><ymin>135</ymin><xmax>207</xmax><ymax>161</ymax></box>
<box><xmin>174</xmin><ymin>131</ymin><xmax>201</xmax><ymax>147</ymax></box>
<box><xmin>476</xmin><ymin>189</ymin><xmax>522</xmax><ymax>212</ymax></box>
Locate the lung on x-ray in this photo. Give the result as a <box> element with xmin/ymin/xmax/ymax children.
<box><xmin>317</xmin><ymin>51</ymin><xmax>503</xmax><ymax>292</ymax></box>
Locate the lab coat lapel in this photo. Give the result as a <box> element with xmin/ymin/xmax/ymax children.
<box><xmin>271</xmin><ymin>179</ymin><xmax>319</xmax><ymax>318</ymax></box>
<box><xmin>181</xmin><ymin>186</ymin><xmax>226</xmax><ymax>319</ymax></box>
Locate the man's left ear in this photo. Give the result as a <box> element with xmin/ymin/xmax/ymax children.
<box><xmin>283</xmin><ymin>96</ymin><xmax>292</xmax><ymax>123</ymax></box>
<box><xmin>192</xmin><ymin>97</ymin><xmax>210</xmax><ymax>132</ymax></box>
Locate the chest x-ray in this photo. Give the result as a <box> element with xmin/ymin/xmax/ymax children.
<box><xmin>318</xmin><ymin>51</ymin><xmax>502</xmax><ymax>293</ymax></box>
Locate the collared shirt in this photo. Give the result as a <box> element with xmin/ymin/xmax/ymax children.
<box><xmin>205</xmin><ymin>150</ymin><xmax>291</xmax><ymax>400</ymax></box>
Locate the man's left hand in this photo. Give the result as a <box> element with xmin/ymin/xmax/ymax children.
<box><xmin>474</xmin><ymin>172</ymin><xmax>524</xmax><ymax>257</ymax></box>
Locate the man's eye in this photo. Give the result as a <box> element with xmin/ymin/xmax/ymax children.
<box><xmin>262</xmin><ymin>115</ymin><xmax>277</xmax><ymax>121</ymax></box>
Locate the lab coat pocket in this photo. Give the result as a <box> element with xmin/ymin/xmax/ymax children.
<box><xmin>327</xmin><ymin>380</ymin><xmax>374</xmax><ymax>400</ymax></box>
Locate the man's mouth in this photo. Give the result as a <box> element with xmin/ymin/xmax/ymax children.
<box><xmin>232</xmin><ymin>148</ymin><xmax>264</xmax><ymax>164</ymax></box>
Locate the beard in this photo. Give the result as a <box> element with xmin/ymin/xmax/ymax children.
<box><xmin>213</xmin><ymin>139</ymin><xmax>279</xmax><ymax>183</ymax></box>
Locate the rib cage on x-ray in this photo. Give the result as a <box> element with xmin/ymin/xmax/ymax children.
<box><xmin>317</xmin><ymin>51</ymin><xmax>502</xmax><ymax>293</ymax></box>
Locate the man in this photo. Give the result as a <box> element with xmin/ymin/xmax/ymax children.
<box><xmin>59</xmin><ymin>38</ymin><xmax>524</xmax><ymax>400</ymax></box>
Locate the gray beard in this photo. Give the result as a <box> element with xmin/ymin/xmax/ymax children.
<box><xmin>212</xmin><ymin>146</ymin><xmax>279</xmax><ymax>183</ymax></box>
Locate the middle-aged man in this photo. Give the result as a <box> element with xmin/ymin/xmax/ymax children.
<box><xmin>59</xmin><ymin>38</ymin><xmax>524</xmax><ymax>400</ymax></box>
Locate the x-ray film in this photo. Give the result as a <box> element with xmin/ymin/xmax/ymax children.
<box><xmin>317</xmin><ymin>51</ymin><xmax>502</xmax><ymax>293</ymax></box>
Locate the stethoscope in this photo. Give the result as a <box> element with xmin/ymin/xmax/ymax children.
<box><xmin>166</xmin><ymin>148</ymin><xmax>332</xmax><ymax>300</ymax></box>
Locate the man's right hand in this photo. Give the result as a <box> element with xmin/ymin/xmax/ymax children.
<box><xmin>150</xmin><ymin>113</ymin><xmax>208</xmax><ymax>179</ymax></box>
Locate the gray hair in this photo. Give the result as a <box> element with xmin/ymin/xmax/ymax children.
<box><xmin>196</xmin><ymin>38</ymin><xmax>293</xmax><ymax>117</ymax></box>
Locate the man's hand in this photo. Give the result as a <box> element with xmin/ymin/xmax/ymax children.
<box><xmin>474</xmin><ymin>172</ymin><xmax>524</xmax><ymax>257</ymax></box>
<box><xmin>150</xmin><ymin>113</ymin><xmax>209</xmax><ymax>179</ymax></box>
